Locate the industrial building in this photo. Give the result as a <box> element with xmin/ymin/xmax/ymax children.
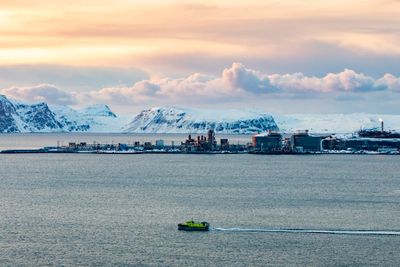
<box><xmin>220</xmin><ymin>138</ymin><xmax>229</xmax><ymax>150</ymax></box>
<box><xmin>181</xmin><ymin>129</ymin><xmax>218</xmax><ymax>152</ymax></box>
<box><xmin>290</xmin><ymin>130</ymin><xmax>323</xmax><ymax>152</ymax></box>
<box><xmin>155</xmin><ymin>139</ymin><xmax>165</xmax><ymax>148</ymax></box>
<box><xmin>252</xmin><ymin>131</ymin><xmax>282</xmax><ymax>152</ymax></box>
<box><xmin>322</xmin><ymin>137</ymin><xmax>400</xmax><ymax>151</ymax></box>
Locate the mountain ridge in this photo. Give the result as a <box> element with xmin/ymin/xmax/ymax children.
<box><xmin>0</xmin><ymin>95</ymin><xmax>120</xmax><ymax>133</ymax></box>
<box><xmin>1</xmin><ymin>95</ymin><xmax>400</xmax><ymax>133</ymax></box>
<box><xmin>122</xmin><ymin>107</ymin><xmax>279</xmax><ymax>134</ymax></box>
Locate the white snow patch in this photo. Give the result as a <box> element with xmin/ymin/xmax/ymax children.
<box><xmin>275</xmin><ymin>113</ymin><xmax>400</xmax><ymax>133</ymax></box>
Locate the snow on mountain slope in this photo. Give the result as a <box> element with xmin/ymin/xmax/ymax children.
<box><xmin>80</xmin><ymin>104</ymin><xmax>117</xmax><ymax>118</ymax></box>
<box><xmin>0</xmin><ymin>95</ymin><xmax>19</xmax><ymax>132</ymax></box>
<box><xmin>3</xmin><ymin>93</ymin><xmax>400</xmax><ymax>134</ymax></box>
<box><xmin>275</xmin><ymin>113</ymin><xmax>400</xmax><ymax>133</ymax></box>
<box><xmin>51</xmin><ymin>104</ymin><xmax>127</xmax><ymax>132</ymax></box>
<box><xmin>123</xmin><ymin>107</ymin><xmax>278</xmax><ymax>134</ymax></box>
<box><xmin>0</xmin><ymin>95</ymin><xmax>124</xmax><ymax>133</ymax></box>
<box><xmin>14</xmin><ymin>102</ymin><xmax>63</xmax><ymax>132</ymax></box>
<box><xmin>1</xmin><ymin>96</ymin><xmax>65</xmax><ymax>132</ymax></box>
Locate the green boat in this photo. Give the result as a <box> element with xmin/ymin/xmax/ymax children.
<box><xmin>178</xmin><ymin>220</ymin><xmax>210</xmax><ymax>231</ymax></box>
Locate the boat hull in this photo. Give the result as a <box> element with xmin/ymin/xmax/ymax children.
<box><xmin>178</xmin><ymin>223</ymin><xmax>209</xmax><ymax>231</ymax></box>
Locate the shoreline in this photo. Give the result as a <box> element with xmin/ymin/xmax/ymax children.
<box><xmin>0</xmin><ymin>148</ymin><xmax>398</xmax><ymax>155</ymax></box>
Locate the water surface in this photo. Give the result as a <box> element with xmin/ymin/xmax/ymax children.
<box><xmin>0</xmin><ymin>153</ymin><xmax>399</xmax><ymax>266</ymax></box>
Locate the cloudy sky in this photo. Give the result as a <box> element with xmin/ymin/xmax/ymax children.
<box><xmin>0</xmin><ymin>0</ymin><xmax>399</xmax><ymax>114</ymax></box>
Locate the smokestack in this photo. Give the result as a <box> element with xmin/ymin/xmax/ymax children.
<box><xmin>379</xmin><ymin>118</ymin><xmax>384</xmax><ymax>132</ymax></box>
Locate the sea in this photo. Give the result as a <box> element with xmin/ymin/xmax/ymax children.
<box><xmin>0</xmin><ymin>133</ymin><xmax>400</xmax><ymax>266</ymax></box>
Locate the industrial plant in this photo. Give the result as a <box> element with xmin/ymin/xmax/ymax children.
<box><xmin>1</xmin><ymin>119</ymin><xmax>400</xmax><ymax>155</ymax></box>
<box><xmin>250</xmin><ymin>130</ymin><xmax>326</xmax><ymax>154</ymax></box>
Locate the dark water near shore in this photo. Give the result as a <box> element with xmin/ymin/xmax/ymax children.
<box><xmin>0</xmin><ymin>145</ymin><xmax>400</xmax><ymax>265</ymax></box>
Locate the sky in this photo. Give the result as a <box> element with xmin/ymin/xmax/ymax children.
<box><xmin>0</xmin><ymin>0</ymin><xmax>399</xmax><ymax>114</ymax></box>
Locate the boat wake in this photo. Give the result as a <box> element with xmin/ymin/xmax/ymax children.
<box><xmin>212</xmin><ymin>228</ymin><xmax>400</xmax><ymax>236</ymax></box>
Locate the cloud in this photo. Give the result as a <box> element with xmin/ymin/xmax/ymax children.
<box><xmin>2</xmin><ymin>0</ymin><xmax>400</xmax><ymax>79</ymax></box>
<box><xmin>221</xmin><ymin>64</ymin><xmax>399</xmax><ymax>94</ymax></box>
<box><xmin>77</xmin><ymin>63</ymin><xmax>400</xmax><ymax>106</ymax></box>
<box><xmin>84</xmin><ymin>72</ymin><xmax>242</xmax><ymax>106</ymax></box>
<box><xmin>221</xmin><ymin>63</ymin><xmax>271</xmax><ymax>93</ymax></box>
<box><xmin>1</xmin><ymin>63</ymin><xmax>399</xmax><ymax>110</ymax></box>
<box><xmin>82</xmin><ymin>80</ymin><xmax>161</xmax><ymax>105</ymax></box>
<box><xmin>268</xmin><ymin>69</ymin><xmax>387</xmax><ymax>93</ymax></box>
<box><xmin>377</xmin><ymin>73</ymin><xmax>400</xmax><ymax>92</ymax></box>
<box><xmin>83</xmin><ymin>63</ymin><xmax>272</xmax><ymax>106</ymax></box>
<box><xmin>1</xmin><ymin>84</ymin><xmax>77</xmax><ymax>105</ymax></box>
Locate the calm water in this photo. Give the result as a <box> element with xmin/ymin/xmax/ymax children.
<box><xmin>0</xmin><ymin>142</ymin><xmax>400</xmax><ymax>265</ymax></box>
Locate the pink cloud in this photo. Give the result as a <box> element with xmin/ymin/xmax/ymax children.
<box><xmin>1</xmin><ymin>63</ymin><xmax>399</xmax><ymax>108</ymax></box>
<box><xmin>0</xmin><ymin>84</ymin><xmax>77</xmax><ymax>105</ymax></box>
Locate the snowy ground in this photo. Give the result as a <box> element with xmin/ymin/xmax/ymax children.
<box><xmin>274</xmin><ymin>113</ymin><xmax>400</xmax><ymax>133</ymax></box>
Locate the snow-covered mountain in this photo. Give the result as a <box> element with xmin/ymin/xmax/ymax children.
<box><xmin>0</xmin><ymin>95</ymin><xmax>123</xmax><ymax>133</ymax></box>
<box><xmin>51</xmin><ymin>104</ymin><xmax>126</xmax><ymax>132</ymax></box>
<box><xmin>2</xmin><ymin>94</ymin><xmax>400</xmax><ymax>134</ymax></box>
<box><xmin>0</xmin><ymin>95</ymin><xmax>20</xmax><ymax>132</ymax></box>
<box><xmin>122</xmin><ymin>107</ymin><xmax>279</xmax><ymax>134</ymax></box>
<box><xmin>80</xmin><ymin>104</ymin><xmax>117</xmax><ymax>118</ymax></box>
<box><xmin>14</xmin><ymin>102</ymin><xmax>64</xmax><ymax>132</ymax></box>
